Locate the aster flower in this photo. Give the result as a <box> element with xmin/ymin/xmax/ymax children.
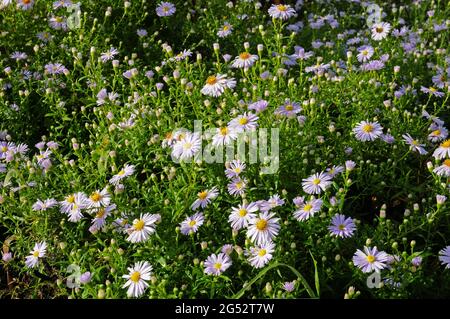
<box><xmin>44</xmin><ymin>63</ymin><xmax>68</xmax><ymax>75</ymax></box>
<box><xmin>204</xmin><ymin>253</ymin><xmax>232</xmax><ymax>276</ymax></box>
<box><xmin>52</xmin><ymin>0</ymin><xmax>72</xmax><ymax>9</ymax></box>
<box><xmin>171</xmin><ymin>132</ymin><xmax>202</xmax><ymax>161</ymax></box>
<box><xmin>0</xmin><ymin>141</ymin><xmax>15</xmax><ymax>159</ymax></box>
<box><xmin>353</xmin><ymin>246</ymin><xmax>389</xmax><ymax>273</ymax></box>
<box><xmin>357</xmin><ymin>45</ymin><xmax>374</xmax><ymax>62</ymax></box>
<box><xmin>109</xmin><ymin>164</ymin><xmax>135</xmax><ymax>185</ymax></box>
<box><xmin>228</xmin><ymin>202</ymin><xmax>258</xmax><ymax>230</ymax></box>
<box><xmin>32</xmin><ymin>198</ymin><xmax>58</xmax><ymax>211</ymax></box>
<box><xmin>89</xmin><ymin>204</ymin><xmax>116</xmax><ymax>233</ymax></box>
<box><xmin>293</xmin><ymin>197</ymin><xmax>323</xmax><ymax>221</ymax></box>
<box><xmin>10</xmin><ymin>51</ymin><xmax>27</xmax><ymax>61</ymax></box>
<box><xmin>100</xmin><ymin>47</ymin><xmax>119</xmax><ymax>63</ymax></box>
<box><xmin>25</xmin><ymin>242</ymin><xmax>47</xmax><ymax>268</ymax></box>
<box><xmin>221</xmin><ymin>244</ymin><xmax>234</xmax><ymax>255</ymax></box>
<box><xmin>60</xmin><ymin>192</ymin><xmax>89</xmax><ymax>222</ymax></box>
<box><xmin>421</xmin><ymin>86</ymin><xmax>445</xmax><ymax>97</ymax></box>
<box><xmin>402</xmin><ymin>134</ymin><xmax>428</xmax><ymax>155</ymax></box>
<box><xmin>247</xmin><ymin>212</ymin><xmax>280</xmax><ymax>245</ymax></box>
<box><xmin>283</xmin><ymin>281</ymin><xmax>295</xmax><ymax>292</ymax></box>
<box><xmin>225</xmin><ymin>159</ymin><xmax>246</xmax><ymax>179</ymax></box>
<box><xmin>217</xmin><ymin>22</ymin><xmax>233</xmax><ymax>38</ymax></box>
<box><xmin>37</xmin><ymin>31</ymin><xmax>53</xmax><ymax>42</ymax></box>
<box><xmin>302</xmin><ymin>172</ymin><xmax>332</xmax><ymax>195</ymax></box>
<box><xmin>180</xmin><ymin>212</ymin><xmax>204</xmax><ymax>235</ymax></box>
<box><xmin>268</xmin><ymin>4</ymin><xmax>296</xmax><ymax>20</ymax></box>
<box><xmin>361</xmin><ymin>60</ymin><xmax>385</xmax><ymax>71</ymax></box>
<box><xmin>228</xmin><ymin>112</ymin><xmax>259</xmax><ymax>132</ymax></box>
<box><xmin>231</xmin><ymin>52</ymin><xmax>258</xmax><ymax>69</ymax></box>
<box><xmin>126</xmin><ymin>213</ymin><xmax>160</xmax><ymax>243</ymax></box>
<box><xmin>433</xmin><ymin>159</ymin><xmax>450</xmax><ymax>177</ymax></box>
<box><xmin>227</xmin><ymin>178</ymin><xmax>247</xmax><ymax>196</ymax></box>
<box><xmin>136</xmin><ymin>29</ymin><xmax>147</xmax><ymax>37</ymax></box>
<box><xmin>190</xmin><ymin>187</ymin><xmax>219</xmax><ymax>210</ymax></box>
<box><xmin>248</xmin><ymin>99</ymin><xmax>268</xmax><ymax>113</ymax></box>
<box><xmin>353</xmin><ymin>121</ymin><xmax>383</xmax><ymax>142</ymax></box>
<box><xmin>17</xmin><ymin>0</ymin><xmax>34</xmax><ymax>10</ymax></box>
<box><xmin>259</xmin><ymin>194</ymin><xmax>285</xmax><ymax>212</ymax></box>
<box><xmin>212</xmin><ymin>126</ymin><xmax>238</xmax><ymax>147</ymax></box>
<box><xmin>275</xmin><ymin>100</ymin><xmax>302</xmax><ymax>117</ymax></box>
<box><xmin>122</xmin><ymin>261</ymin><xmax>153</xmax><ymax>298</ymax></box>
<box><xmin>439</xmin><ymin>246</ymin><xmax>450</xmax><ymax>268</ymax></box>
<box><xmin>326</xmin><ymin>165</ymin><xmax>344</xmax><ymax>178</ymax></box>
<box><xmin>328</xmin><ymin>214</ymin><xmax>356</xmax><ymax>238</ymax></box>
<box><xmin>49</xmin><ymin>16</ymin><xmax>68</xmax><ymax>30</ymax></box>
<box><xmin>432</xmin><ymin>139</ymin><xmax>450</xmax><ymax>159</ymax></box>
<box><xmin>428</xmin><ymin>126</ymin><xmax>448</xmax><ymax>142</ymax></box>
<box><xmin>371</xmin><ymin>22</ymin><xmax>391</xmax><ymax>41</ymax></box>
<box><xmin>156</xmin><ymin>2</ymin><xmax>176</xmax><ymax>17</ymax></box>
<box><xmin>247</xmin><ymin>241</ymin><xmax>275</xmax><ymax>269</ymax></box>
<box><xmin>200</xmin><ymin>74</ymin><xmax>236</xmax><ymax>97</ymax></box>
<box><xmin>411</xmin><ymin>256</ymin><xmax>422</xmax><ymax>267</ymax></box>
<box><xmin>171</xmin><ymin>49</ymin><xmax>192</xmax><ymax>62</ymax></box>
<box><xmin>87</xmin><ymin>188</ymin><xmax>111</xmax><ymax>209</ymax></box>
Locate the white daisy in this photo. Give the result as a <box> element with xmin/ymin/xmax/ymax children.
<box><xmin>301</xmin><ymin>172</ymin><xmax>332</xmax><ymax>195</ymax></box>
<box><xmin>247</xmin><ymin>241</ymin><xmax>275</xmax><ymax>269</ymax></box>
<box><xmin>25</xmin><ymin>242</ymin><xmax>47</xmax><ymax>268</ymax></box>
<box><xmin>190</xmin><ymin>187</ymin><xmax>219</xmax><ymax>210</ymax></box>
<box><xmin>109</xmin><ymin>164</ymin><xmax>135</xmax><ymax>185</ymax></box>
<box><xmin>231</xmin><ymin>52</ymin><xmax>258</xmax><ymax>69</ymax></box>
<box><xmin>212</xmin><ymin>126</ymin><xmax>238</xmax><ymax>147</ymax></box>
<box><xmin>228</xmin><ymin>112</ymin><xmax>259</xmax><ymax>132</ymax></box>
<box><xmin>371</xmin><ymin>22</ymin><xmax>391</xmax><ymax>41</ymax></box>
<box><xmin>228</xmin><ymin>202</ymin><xmax>258</xmax><ymax>230</ymax></box>
<box><xmin>247</xmin><ymin>212</ymin><xmax>280</xmax><ymax>245</ymax></box>
<box><xmin>126</xmin><ymin>213</ymin><xmax>160</xmax><ymax>243</ymax></box>
<box><xmin>171</xmin><ymin>132</ymin><xmax>202</xmax><ymax>160</ymax></box>
<box><xmin>353</xmin><ymin>120</ymin><xmax>384</xmax><ymax>142</ymax></box>
<box><xmin>432</xmin><ymin>139</ymin><xmax>450</xmax><ymax>160</ymax></box>
<box><xmin>200</xmin><ymin>74</ymin><xmax>236</xmax><ymax>97</ymax></box>
<box><xmin>122</xmin><ymin>261</ymin><xmax>153</xmax><ymax>298</ymax></box>
<box><xmin>87</xmin><ymin>188</ymin><xmax>111</xmax><ymax>209</ymax></box>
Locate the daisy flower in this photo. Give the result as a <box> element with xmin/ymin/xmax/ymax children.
<box><xmin>171</xmin><ymin>49</ymin><xmax>192</xmax><ymax>62</ymax></box>
<box><xmin>268</xmin><ymin>4</ymin><xmax>296</xmax><ymax>20</ymax></box>
<box><xmin>439</xmin><ymin>246</ymin><xmax>450</xmax><ymax>268</ymax></box>
<box><xmin>10</xmin><ymin>51</ymin><xmax>27</xmax><ymax>61</ymax></box>
<box><xmin>0</xmin><ymin>141</ymin><xmax>15</xmax><ymax>159</ymax></box>
<box><xmin>228</xmin><ymin>202</ymin><xmax>258</xmax><ymax>230</ymax></box>
<box><xmin>247</xmin><ymin>241</ymin><xmax>275</xmax><ymax>269</ymax></box>
<box><xmin>227</xmin><ymin>178</ymin><xmax>247</xmax><ymax>197</ymax></box>
<box><xmin>156</xmin><ymin>2</ymin><xmax>176</xmax><ymax>17</ymax></box>
<box><xmin>228</xmin><ymin>112</ymin><xmax>259</xmax><ymax>132</ymax></box>
<box><xmin>302</xmin><ymin>172</ymin><xmax>332</xmax><ymax>195</ymax></box>
<box><xmin>432</xmin><ymin>139</ymin><xmax>450</xmax><ymax>159</ymax></box>
<box><xmin>126</xmin><ymin>213</ymin><xmax>160</xmax><ymax>243</ymax></box>
<box><xmin>421</xmin><ymin>86</ymin><xmax>445</xmax><ymax>97</ymax></box>
<box><xmin>60</xmin><ymin>192</ymin><xmax>89</xmax><ymax>222</ymax></box>
<box><xmin>217</xmin><ymin>22</ymin><xmax>233</xmax><ymax>38</ymax></box>
<box><xmin>225</xmin><ymin>159</ymin><xmax>246</xmax><ymax>179</ymax></box>
<box><xmin>433</xmin><ymin>159</ymin><xmax>450</xmax><ymax>177</ymax></box>
<box><xmin>49</xmin><ymin>16</ymin><xmax>67</xmax><ymax>30</ymax></box>
<box><xmin>328</xmin><ymin>214</ymin><xmax>356</xmax><ymax>238</ymax></box>
<box><xmin>17</xmin><ymin>0</ymin><xmax>34</xmax><ymax>10</ymax></box>
<box><xmin>87</xmin><ymin>188</ymin><xmax>111</xmax><ymax>209</ymax></box>
<box><xmin>247</xmin><ymin>212</ymin><xmax>280</xmax><ymax>245</ymax></box>
<box><xmin>25</xmin><ymin>242</ymin><xmax>47</xmax><ymax>268</ymax></box>
<box><xmin>293</xmin><ymin>197</ymin><xmax>323</xmax><ymax>221</ymax></box>
<box><xmin>353</xmin><ymin>121</ymin><xmax>384</xmax><ymax>142</ymax></box>
<box><xmin>200</xmin><ymin>74</ymin><xmax>236</xmax><ymax>97</ymax></box>
<box><xmin>204</xmin><ymin>253</ymin><xmax>232</xmax><ymax>276</ymax></box>
<box><xmin>259</xmin><ymin>194</ymin><xmax>285</xmax><ymax>212</ymax></box>
<box><xmin>212</xmin><ymin>126</ymin><xmax>238</xmax><ymax>147</ymax></box>
<box><xmin>356</xmin><ymin>45</ymin><xmax>374</xmax><ymax>62</ymax></box>
<box><xmin>190</xmin><ymin>187</ymin><xmax>219</xmax><ymax>210</ymax></box>
<box><xmin>275</xmin><ymin>100</ymin><xmax>302</xmax><ymax>117</ymax></box>
<box><xmin>428</xmin><ymin>126</ymin><xmax>448</xmax><ymax>142</ymax></box>
<box><xmin>352</xmin><ymin>246</ymin><xmax>389</xmax><ymax>273</ymax></box>
<box><xmin>283</xmin><ymin>281</ymin><xmax>295</xmax><ymax>292</ymax></box>
<box><xmin>248</xmin><ymin>99</ymin><xmax>268</xmax><ymax>113</ymax></box>
<box><xmin>109</xmin><ymin>164</ymin><xmax>135</xmax><ymax>185</ymax></box>
<box><xmin>402</xmin><ymin>134</ymin><xmax>428</xmax><ymax>155</ymax></box>
<box><xmin>171</xmin><ymin>132</ymin><xmax>202</xmax><ymax>160</ymax></box>
<box><xmin>231</xmin><ymin>52</ymin><xmax>258</xmax><ymax>69</ymax></box>
<box><xmin>180</xmin><ymin>212</ymin><xmax>204</xmax><ymax>235</ymax></box>
<box><xmin>89</xmin><ymin>204</ymin><xmax>116</xmax><ymax>233</ymax></box>
<box><xmin>32</xmin><ymin>198</ymin><xmax>58</xmax><ymax>211</ymax></box>
<box><xmin>122</xmin><ymin>261</ymin><xmax>153</xmax><ymax>298</ymax></box>
<box><xmin>100</xmin><ymin>47</ymin><xmax>119</xmax><ymax>63</ymax></box>
<box><xmin>326</xmin><ymin>165</ymin><xmax>344</xmax><ymax>178</ymax></box>
<box><xmin>371</xmin><ymin>22</ymin><xmax>391</xmax><ymax>41</ymax></box>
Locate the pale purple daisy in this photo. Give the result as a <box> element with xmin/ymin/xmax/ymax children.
<box><xmin>32</xmin><ymin>198</ymin><xmax>58</xmax><ymax>211</ymax></box>
<box><xmin>231</xmin><ymin>52</ymin><xmax>258</xmax><ymax>69</ymax></box>
<box><xmin>180</xmin><ymin>212</ymin><xmax>204</xmax><ymax>235</ymax></box>
<box><xmin>227</xmin><ymin>178</ymin><xmax>248</xmax><ymax>197</ymax></box>
<box><xmin>17</xmin><ymin>0</ymin><xmax>34</xmax><ymax>10</ymax></box>
<box><xmin>361</xmin><ymin>60</ymin><xmax>385</xmax><ymax>71</ymax></box>
<box><xmin>283</xmin><ymin>281</ymin><xmax>295</xmax><ymax>292</ymax></box>
<box><xmin>87</xmin><ymin>188</ymin><xmax>111</xmax><ymax>209</ymax></box>
<box><xmin>156</xmin><ymin>2</ymin><xmax>176</xmax><ymax>17</ymax></box>
<box><xmin>247</xmin><ymin>241</ymin><xmax>275</xmax><ymax>269</ymax></box>
<box><xmin>100</xmin><ymin>47</ymin><xmax>119</xmax><ymax>63</ymax></box>
<box><xmin>439</xmin><ymin>246</ymin><xmax>450</xmax><ymax>268</ymax></box>
<box><xmin>326</xmin><ymin>165</ymin><xmax>344</xmax><ymax>178</ymax></box>
<box><xmin>109</xmin><ymin>164</ymin><xmax>135</xmax><ymax>185</ymax></box>
<box><xmin>259</xmin><ymin>194</ymin><xmax>285</xmax><ymax>212</ymax></box>
<box><xmin>428</xmin><ymin>126</ymin><xmax>448</xmax><ymax>142</ymax></box>
<box><xmin>356</xmin><ymin>45</ymin><xmax>374</xmax><ymax>62</ymax></box>
<box><xmin>248</xmin><ymin>100</ymin><xmax>268</xmax><ymax>113</ymax></box>
<box><xmin>353</xmin><ymin>121</ymin><xmax>383</xmax><ymax>142</ymax></box>
<box><xmin>275</xmin><ymin>100</ymin><xmax>302</xmax><ymax>117</ymax></box>
<box><xmin>353</xmin><ymin>246</ymin><xmax>389</xmax><ymax>273</ymax></box>
<box><xmin>433</xmin><ymin>159</ymin><xmax>450</xmax><ymax>177</ymax></box>
<box><xmin>432</xmin><ymin>139</ymin><xmax>450</xmax><ymax>159</ymax></box>
<box><xmin>25</xmin><ymin>242</ymin><xmax>47</xmax><ymax>268</ymax></box>
<box><xmin>328</xmin><ymin>214</ymin><xmax>356</xmax><ymax>238</ymax></box>
<box><xmin>228</xmin><ymin>202</ymin><xmax>258</xmax><ymax>230</ymax></box>
<box><xmin>10</xmin><ymin>51</ymin><xmax>27</xmax><ymax>61</ymax></box>
<box><xmin>171</xmin><ymin>132</ymin><xmax>202</xmax><ymax>161</ymax></box>
<box><xmin>126</xmin><ymin>213</ymin><xmax>160</xmax><ymax>243</ymax></box>
<box><xmin>89</xmin><ymin>204</ymin><xmax>116</xmax><ymax>233</ymax></box>
<box><xmin>293</xmin><ymin>197</ymin><xmax>323</xmax><ymax>221</ymax></box>
<box><xmin>247</xmin><ymin>212</ymin><xmax>280</xmax><ymax>245</ymax></box>
<box><xmin>421</xmin><ymin>86</ymin><xmax>445</xmax><ymax>97</ymax></box>
<box><xmin>212</xmin><ymin>126</ymin><xmax>238</xmax><ymax>147</ymax></box>
<box><xmin>268</xmin><ymin>4</ymin><xmax>296</xmax><ymax>20</ymax></box>
<box><xmin>49</xmin><ymin>16</ymin><xmax>68</xmax><ymax>30</ymax></box>
<box><xmin>228</xmin><ymin>112</ymin><xmax>259</xmax><ymax>132</ymax></box>
<box><xmin>217</xmin><ymin>22</ymin><xmax>233</xmax><ymax>38</ymax></box>
<box><xmin>225</xmin><ymin>159</ymin><xmax>246</xmax><ymax>179</ymax></box>
<box><xmin>201</xmin><ymin>74</ymin><xmax>236</xmax><ymax>97</ymax></box>
<box><xmin>402</xmin><ymin>134</ymin><xmax>428</xmax><ymax>155</ymax></box>
<box><xmin>122</xmin><ymin>261</ymin><xmax>153</xmax><ymax>298</ymax></box>
<box><xmin>302</xmin><ymin>172</ymin><xmax>332</xmax><ymax>195</ymax></box>
<box><xmin>371</xmin><ymin>22</ymin><xmax>391</xmax><ymax>40</ymax></box>
<box><xmin>204</xmin><ymin>253</ymin><xmax>232</xmax><ymax>276</ymax></box>
<box><xmin>190</xmin><ymin>187</ymin><xmax>219</xmax><ymax>210</ymax></box>
<box><xmin>411</xmin><ymin>256</ymin><xmax>422</xmax><ymax>267</ymax></box>
<box><xmin>136</xmin><ymin>29</ymin><xmax>147</xmax><ymax>37</ymax></box>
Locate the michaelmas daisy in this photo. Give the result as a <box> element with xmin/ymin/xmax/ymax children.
<box><xmin>25</xmin><ymin>242</ymin><xmax>47</xmax><ymax>268</ymax></box>
<box><xmin>353</xmin><ymin>121</ymin><xmax>383</xmax><ymax>142</ymax></box>
<box><xmin>247</xmin><ymin>212</ymin><xmax>280</xmax><ymax>245</ymax></box>
<box><xmin>231</xmin><ymin>52</ymin><xmax>258</xmax><ymax>69</ymax></box>
<box><xmin>190</xmin><ymin>187</ymin><xmax>219</xmax><ymax>210</ymax></box>
<box><xmin>353</xmin><ymin>246</ymin><xmax>389</xmax><ymax>273</ymax></box>
<box><xmin>122</xmin><ymin>261</ymin><xmax>153</xmax><ymax>298</ymax></box>
<box><xmin>126</xmin><ymin>213</ymin><xmax>160</xmax><ymax>243</ymax></box>
<box><xmin>268</xmin><ymin>4</ymin><xmax>296</xmax><ymax>20</ymax></box>
<box><xmin>228</xmin><ymin>202</ymin><xmax>258</xmax><ymax>230</ymax></box>
<box><xmin>204</xmin><ymin>253</ymin><xmax>232</xmax><ymax>276</ymax></box>
<box><xmin>247</xmin><ymin>241</ymin><xmax>275</xmax><ymax>268</ymax></box>
<box><xmin>200</xmin><ymin>74</ymin><xmax>236</xmax><ymax>97</ymax></box>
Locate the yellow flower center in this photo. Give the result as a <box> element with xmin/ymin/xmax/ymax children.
<box><xmin>189</xmin><ymin>220</ymin><xmax>197</xmax><ymax>227</ymax></box>
<box><xmin>277</xmin><ymin>4</ymin><xmax>287</xmax><ymax>11</ymax></box>
<box><xmin>118</xmin><ymin>169</ymin><xmax>125</xmax><ymax>176</ymax></box>
<box><xmin>33</xmin><ymin>250</ymin><xmax>39</xmax><ymax>258</ymax></box>
<box><xmin>23</xmin><ymin>0</ymin><xmax>31</xmax><ymax>4</ymax></box>
<box><xmin>441</xmin><ymin>140</ymin><xmax>450</xmax><ymax>148</ymax></box>
<box><xmin>67</xmin><ymin>195</ymin><xmax>75</xmax><ymax>203</ymax></box>
<box><xmin>362</xmin><ymin>124</ymin><xmax>373</xmax><ymax>133</ymax></box>
<box><xmin>206</xmin><ymin>75</ymin><xmax>217</xmax><ymax>85</ymax></box>
<box><xmin>220</xmin><ymin>127</ymin><xmax>228</xmax><ymax>135</ymax></box>
<box><xmin>285</xmin><ymin>104</ymin><xmax>294</xmax><ymax>111</ymax></box>
<box><xmin>198</xmin><ymin>191</ymin><xmax>208</xmax><ymax>200</ymax></box>
<box><xmin>134</xmin><ymin>219</ymin><xmax>145</xmax><ymax>231</ymax></box>
<box><xmin>312</xmin><ymin>178</ymin><xmax>321</xmax><ymax>185</ymax></box>
<box><xmin>444</xmin><ymin>159</ymin><xmax>450</xmax><ymax>167</ymax></box>
<box><xmin>338</xmin><ymin>224</ymin><xmax>345</xmax><ymax>230</ymax></box>
<box><xmin>1</xmin><ymin>146</ymin><xmax>7</xmax><ymax>152</ymax></box>
<box><xmin>55</xmin><ymin>17</ymin><xmax>63</xmax><ymax>23</ymax></box>
<box><xmin>432</xmin><ymin>130</ymin><xmax>441</xmax><ymax>136</ymax></box>
<box><xmin>130</xmin><ymin>271</ymin><xmax>141</xmax><ymax>283</ymax></box>
<box><xmin>429</xmin><ymin>87</ymin><xmax>437</xmax><ymax>92</ymax></box>
<box><xmin>233</xmin><ymin>167</ymin><xmax>241</xmax><ymax>174</ymax></box>
<box><xmin>223</xmin><ymin>25</ymin><xmax>229</xmax><ymax>31</ymax></box>
<box><xmin>214</xmin><ymin>263</ymin><xmax>222</xmax><ymax>270</ymax></box>
<box><xmin>90</xmin><ymin>192</ymin><xmax>101</xmax><ymax>202</ymax></box>
<box><xmin>239</xmin><ymin>52</ymin><xmax>251</xmax><ymax>60</ymax></box>
<box><xmin>258</xmin><ymin>249</ymin><xmax>267</xmax><ymax>257</ymax></box>
<box><xmin>238</xmin><ymin>209</ymin><xmax>247</xmax><ymax>217</ymax></box>
<box><xmin>366</xmin><ymin>255</ymin><xmax>375</xmax><ymax>263</ymax></box>
<box><xmin>411</xmin><ymin>140</ymin><xmax>419</xmax><ymax>146</ymax></box>
<box><xmin>163</xmin><ymin>6</ymin><xmax>169</xmax><ymax>12</ymax></box>
<box><xmin>375</xmin><ymin>27</ymin><xmax>383</xmax><ymax>33</ymax></box>
<box><xmin>96</xmin><ymin>208</ymin><xmax>106</xmax><ymax>219</ymax></box>
<box><xmin>256</xmin><ymin>219</ymin><xmax>268</xmax><ymax>231</ymax></box>
<box><xmin>239</xmin><ymin>117</ymin><xmax>248</xmax><ymax>125</ymax></box>
<box><xmin>183</xmin><ymin>142</ymin><xmax>192</xmax><ymax>150</ymax></box>
<box><xmin>235</xmin><ymin>181</ymin><xmax>243</xmax><ymax>189</ymax></box>
<box><xmin>362</xmin><ymin>50</ymin><xmax>368</xmax><ymax>56</ymax></box>
<box><xmin>303</xmin><ymin>204</ymin><xmax>312</xmax><ymax>212</ymax></box>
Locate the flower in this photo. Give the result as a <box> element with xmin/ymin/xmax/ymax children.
<box><xmin>328</xmin><ymin>214</ymin><xmax>356</xmax><ymax>238</ymax></box>
<box><xmin>122</xmin><ymin>261</ymin><xmax>153</xmax><ymax>298</ymax></box>
<box><xmin>371</xmin><ymin>22</ymin><xmax>391</xmax><ymax>40</ymax></box>
<box><xmin>2</xmin><ymin>252</ymin><xmax>12</xmax><ymax>263</ymax></box>
<box><xmin>357</xmin><ymin>45</ymin><xmax>374</xmax><ymax>62</ymax></box>
<box><xmin>156</xmin><ymin>2</ymin><xmax>176</xmax><ymax>17</ymax></box>
<box><xmin>228</xmin><ymin>202</ymin><xmax>258</xmax><ymax>230</ymax></box>
<box><xmin>171</xmin><ymin>132</ymin><xmax>202</xmax><ymax>160</ymax></box>
<box><xmin>180</xmin><ymin>212</ymin><xmax>204</xmax><ymax>235</ymax></box>
<box><xmin>87</xmin><ymin>188</ymin><xmax>111</xmax><ymax>209</ymax></box>
<box><xmin>433</xmin><ymin>159</ymin><xmax>450</xmax><ymax>177</ymax></box>
<box><xmin>25</xmin><ymin>242</ymin><xmax>47</xmax><ymax>268</ymax></box>
<box><xmin>247</xmin><ymin>241</ymin><xmax>275</xmax><ymax>268</ymax></box>
<box><xmin>231</xmin><ymin>52</ymin><xmax>258</xmax><ymax>69</ymax></box>
<box><xmin>283</xmin><ymin>281</ymin><xmax>295</xmax><ymax>292</ymax></box>
<box><xmin>60</xmin><ymin>192</ymin><xmax>89</xmax><ymax>222</ymax></box>
<box><xmin>200</xmin><ymin>74</ymin><xmax>236</xmax><ymax>97</ymax></box>
<box><xmin>402</xmin><ymin>134</ymin><xmax>428</xmax><ymax>155</ymax></box>
<box><xmin>421</xmin><ymin>86</ymin><xmax>445</xmax><ymax>97</ymax></box>
<box><xmin>428</xmin><ymin>126</ymin><xmax>448</xmax><ymax>142</ymax></box>
<box><xmin>326</xmin><ymin>165</ymin><xmax>344</xmax><ymax>177</ymax></box>
<box><xmin>100</xmin><ymin>47</ymin><xmax>119</xmax><ymax>63</ymax></box>
<box><xmin>268</xmin><ymin>4</ymin><xmax>296</xmax><ymax>20</ymax></box>
<box><xmin>293</xmin><ymin>197</ymin><xmax>323</xmax><ymax>221</ymax></box>
<box><xmin>126</xmin><ymin>213</ymin><xmax>160</xmax><ymax>243</ymax></box>
<box><xmin>275</xmin><ymin>100</ymin><xmax>302</xmax><ymax>117</ymax></box>
<box><xmin>217</xmin><ymin>22</ymin><xmax>233</xmax><ymax>38</ymax></box>
<box><xmin>247</xmin><ymin>212</ymin><xmax>280</xmax><ymax>245</ymax></box>
<box><xmin>225</xmin><ymin>159</ymin><xmax>246</xmax><ymax>179</ymax></box>
<box><xmin>204</xmin><ymin>253</ymin><xmax>232</xmax><ymax>276</ymax></box>
<box><xmin>248</xmin><ymin>100</ymin><xmax>268</xmax><ymax>113</ymax></box>
<box><xmin>49</xmin><ymin>16</ymin><xmax>68</xmax><ymax>31</ymax></box>
<box><xmin>109</xmin><ymin>164</ymin><xmax>135</xmax><ymax>185</ymax></box>
<box><xmin>227</xmin><ymin>178</ymin><xmax>247</xmax><ymax>197</ymax></box>
<box><xmin>32</xmin><ymin>198</ymin><xmax>58</xmax><ymax>211</ymax></box>
<box><xmin>228</xmin><ymin>112</ymin><xmax>259</xmax><ymax>132</ymax></box>
<box><xmin>433</xmin><ymin>139</ymin><xmax>450</xmax><ymax>159</ymax></box>
<box><xmin>302</xmin><ymin>172</ymin><xmax>332</xmax><ymax>195</ymax></box>
<box><xmin>352</xmin><ymin>246</ymin><xmax>389</xmax><ymax>273</ymax></box>
<box><xmin>411</xmin><ymin>256</ymin><xmax>422</xmax><ymax>267</ymax></box>
<box><xmin>212</xmin><ymin>126</ymin><xmax>238</xmax><ymax>147</ymax></box>
<box><xmin>439</xmin><ymin>246</ymin><xmax>450</xmax><ymax>268</ymax></box>
<box><xmin>190</xmin><ymin>187</ymin><xmax>219</xmax><ymax>210</ymax></box>
<box><xmin>80</xmin><ymin>272</ymin><xmax>92</xmax><ymax>284</ymax></box>
<box><xmin>353</xmin><ymin>121</ymin><xmax>384</xmax><ymax>142</ymax></box>
<box><xmin>89</xmin><ymin>204</ymin><xmax>116</xmax><ymax>233</ymax></box>
<box><xmin>17</xmin><ymin>0</ymin><xmax>34</xmax><ymax>10</ymax></box>
<box><xmin>259</xmin><ymin>195</ymin><xmax>285</xmax><ymax>212</ymax></box>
